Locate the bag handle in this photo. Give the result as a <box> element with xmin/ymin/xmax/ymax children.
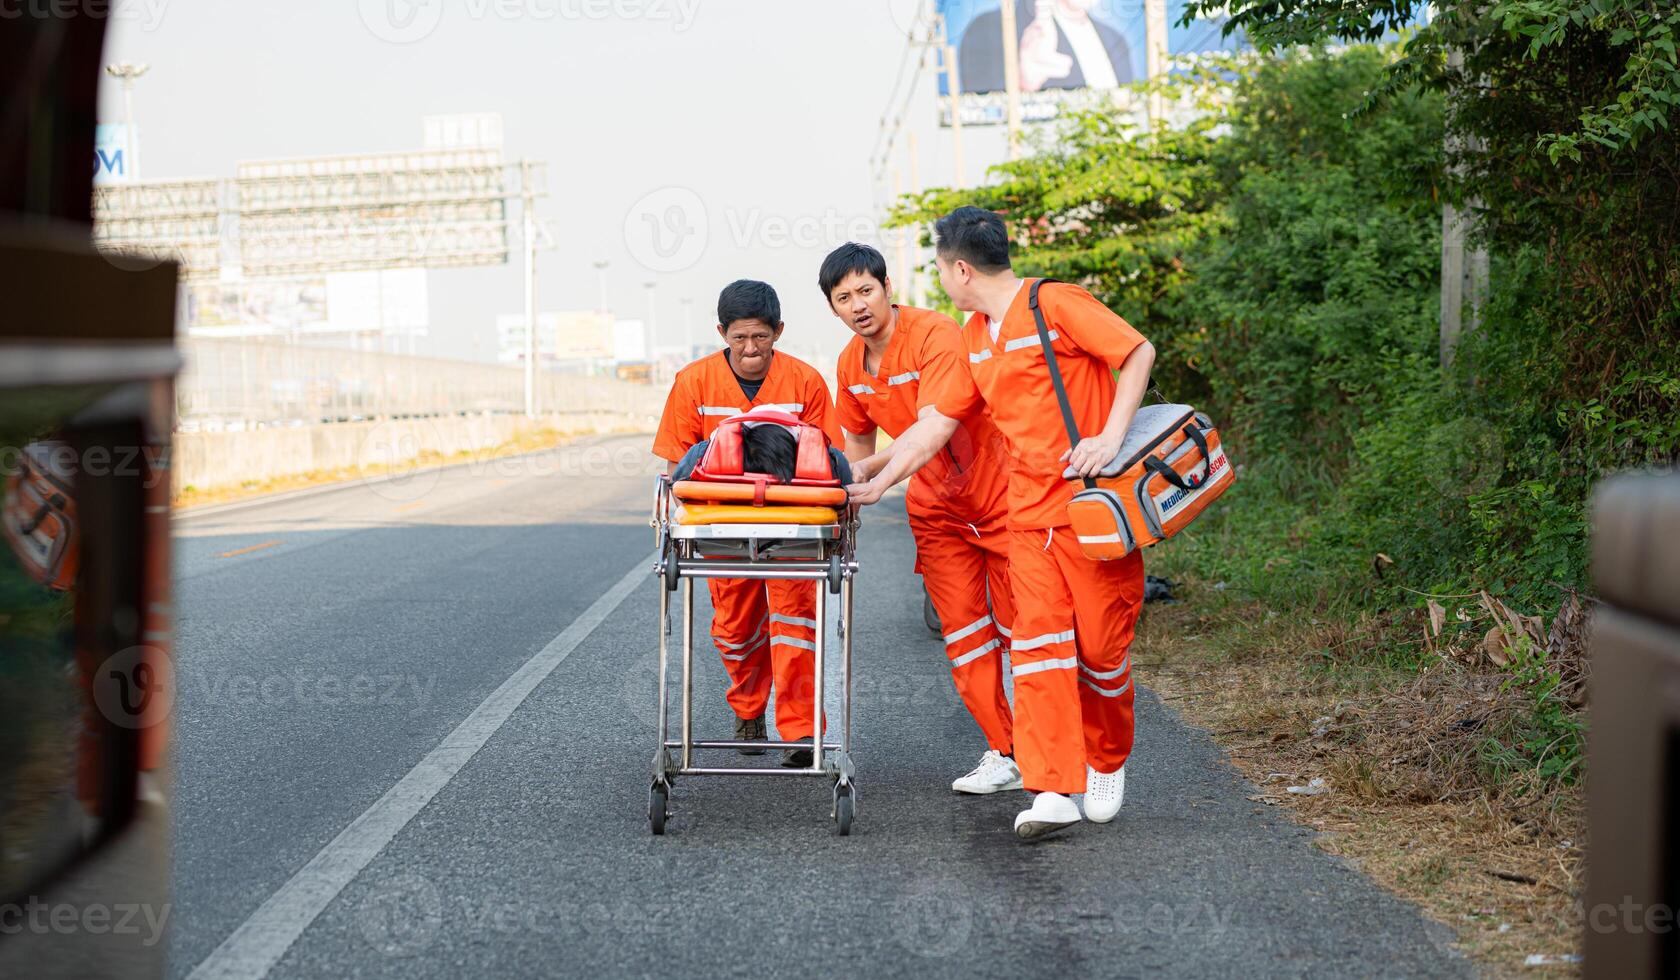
<box><xmin>1142</xmin><ymin>423</ymin><xmax>1212</xmax><ymax>491</ymax></box>
<box><xmin>1027</xmin><ymin>278</ymin><xmax>1097</xmax><ymax>491</ymax></box>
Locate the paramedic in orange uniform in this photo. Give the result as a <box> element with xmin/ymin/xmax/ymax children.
<box><xmin>932</xmin><ymin>206</ymin><xmax>1156</xmax><ymax>840</ymax></box>
<box><xmin>819</xmin><ymin>243</ymin><xmax>1021</xmax><ymax>795</ymax></box>
<box><xmin>652</xmin><ymin>279</ymin><xmax>845</xmax><ymax>767</ymax></box>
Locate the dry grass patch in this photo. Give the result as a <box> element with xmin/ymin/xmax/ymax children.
<box><xmin>1134</xmin><ymin>582</ymin><xmax>1586</xmax><ymax>976</ymax></box>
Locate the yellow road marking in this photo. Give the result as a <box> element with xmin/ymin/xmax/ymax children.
<box><xmin>219</xmin><ymin>540</ymin><xmax>282</xmax><ymax>559</ymax></box>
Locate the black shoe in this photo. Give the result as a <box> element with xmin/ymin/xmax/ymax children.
<box><xmin>734</xmin><ymin>714</ymin><xmax>767</xmax><ymax>755</ymax></box>
<box><xmin>780</xmin><ymin>747</ymin><xmax>814</xmax><ymax>769</ymax></box>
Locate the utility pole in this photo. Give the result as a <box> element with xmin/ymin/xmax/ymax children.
<box><xmin>1439</xmin><ymin>47</ymin><xmax>1488</xmax><ymax>369</ymax></box>
<box><xmin>1145</xmin><ymin>0</ymin><xmax>1168</xmax><ymax>127</ymax></box>
<box><xmin>999</xmin><ymin>0</ymin><xmax>1023</xmax><ymax>159</ymax></box>
<box><xmin>892</xmin><ymin>167</ymin><xmax>910</xmax><ymax>303</ymax></box>
<box><xmin>521</xmin><ymin>159</ymin><xmax>538</xmax><ymax>418</ymax></box>
<box><xmin>940</xmin><ymin>15</ymin><xmax>967</xmax><ymax>189</ymax></box>
<box><xmin>907</xmin><ymin>130</ymin><xmax>923</xmax><ymax>306</ymax></box>
<box><xmin>105</xmin><ymin>62</ymin><xmax>149</xmax><ymax>180</ymax></box>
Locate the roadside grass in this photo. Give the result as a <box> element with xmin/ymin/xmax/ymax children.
<box><xmin>1133</xmin><ymin>569</ymin><xmax>1587</xmax><ymax>976</ymax></box>
<box><xmin>172</xmin><ymin>423</ymin><xmax>646</xmax><ymax>510</ymax></box>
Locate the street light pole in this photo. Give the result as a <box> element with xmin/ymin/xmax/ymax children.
<box><xmin>522</xmin><ymin>159</ymin><xmax>538</xmax><ymax>418</ymax></box>
<box><xmin>643</xmin><ymin>280</ymin><xmax>658</xmax><ymax>372</ymax></box>
<box><xmin>105</xmin><ymin>62</ymin><xmax>150</xmax><ymax>180</ymax></box>
<box><xmin>680</xmin><ymin>297</ymin><xmax>695</xmax><ymax>360</ymax></box>
<box><xmin>593</xmin><ymin>259</ymin><xmax>611</xmax><ymax>314</ymax></box>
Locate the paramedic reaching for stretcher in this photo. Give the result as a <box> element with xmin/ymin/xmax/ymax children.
<box><xmin>653</xmin><ymin>280</ymin><xmax>846</xmax><ymax>768</ymax></box>
<box><xmin>820</xmin><ymin>243</ymin><xmax>1022</xmax><ymax>796</ymax></box>
<box><xmin>934</xmin><ymin>206</ymin><xmax>1156</xmax><ymax>841</ymax></box>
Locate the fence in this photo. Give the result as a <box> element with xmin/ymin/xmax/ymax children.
<box><xmin>175</xmin><ymin>338</ymin><xmax>668</xmax><ymax>430</ymax></box>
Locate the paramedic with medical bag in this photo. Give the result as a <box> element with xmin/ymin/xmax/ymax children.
<box><xmin>933</xmin><ymin>206</ymin><xmax>1155</xmax><ymax>840</ymax></box>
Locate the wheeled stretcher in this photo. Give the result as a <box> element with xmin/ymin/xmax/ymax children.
<box><xmin>647</xmin><ymin>473</ymin><xmax>860</xmax><ymax>835</ymax></box>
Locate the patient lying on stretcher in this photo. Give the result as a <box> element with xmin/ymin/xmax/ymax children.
<box><xmin>672</xmin><ymin>421</ymin><xmax>854</xmax><ymax>486</ymax></box>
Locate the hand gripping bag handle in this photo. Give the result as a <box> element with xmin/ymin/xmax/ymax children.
<box><xmin>1027</xmin><ymin>278</ymin><xmax>1096</xmax><ymax>491</ymax></box>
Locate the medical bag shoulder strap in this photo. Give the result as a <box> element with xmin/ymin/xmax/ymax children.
<box><xmin>1027</xmin><ymin>278</ymin><xmax>1096</xmax><ymax>491</ymax></box>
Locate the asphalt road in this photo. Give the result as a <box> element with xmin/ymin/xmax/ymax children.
<box><xmin>168</xmin><ymin>433</ymin><xmax>1469</xmax><ymax>979</ymax></box>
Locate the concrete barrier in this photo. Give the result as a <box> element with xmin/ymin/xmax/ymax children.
<box><xmin>172</xmin><ymin>412</ymin><xmax>647</xmax><ymax>494</ymax></box>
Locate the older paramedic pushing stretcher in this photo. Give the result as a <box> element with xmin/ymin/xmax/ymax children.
<box><xmin>934</xmin><ymin>206</ymin><xmax>1156</xmax><ymax>840</ymax></box>
<box><xmin>653</xmin><ymin>280</ymin><xmax>845</xmax><ymax>767</ymax></box>
<box><xmin>820</xmin><ymin>243</ymin><xmax>1022</xmax><ymax>795</ymax></box>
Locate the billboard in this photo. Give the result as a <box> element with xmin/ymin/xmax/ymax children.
<box><xmin>94</xmin><ymin>124</ymin><xmax>132</xmax><ymax>184</ymax></box>
<box><xmin>938</xmin><ymin>0</ymin><xmax>1246</xmax><ymax>124</ymax></box>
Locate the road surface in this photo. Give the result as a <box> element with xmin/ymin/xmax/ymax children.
<box><xmin>168</xmin><ymin>433</ymin><xmax>1468</xmax><ymax>979</ymax></box>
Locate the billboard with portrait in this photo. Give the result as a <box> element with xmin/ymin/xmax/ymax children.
<box><xmin>937</xmin><ymin>0</ymin><xmax>1247</xmax><ymax>124</ymax></box>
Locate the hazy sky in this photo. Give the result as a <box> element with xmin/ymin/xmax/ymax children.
<box><xmin>101</xmin><ymin>0</ymin><xmax>1022</xmax><ymax>364</ymax></box>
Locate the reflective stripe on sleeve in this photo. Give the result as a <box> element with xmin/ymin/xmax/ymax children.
<box><xmin>1003</xmin><ymin>330</ymin><xmax>1058</xmax><ymax>353</ymax></box>
<box><xmin>886</xmin><ymin>371</ymin><xmax>921</xmax><ymax>386</ymax></box>
<box><xmin>968</xmin><ymin>350</ymin><xmax>992</xmax><ymax>364</ymax></box>
<box><xmin>698</xmin><ymin>406</ymin><xmax>739</xmax><ymax>416</ymax></box>
<box><xmin>847</xmin><ymin>384</ymin><xmax>876</xmax><ymax>396</ymax></box>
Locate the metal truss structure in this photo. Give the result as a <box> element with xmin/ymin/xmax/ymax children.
<box><xmin>235</xmin><ymin>149</ymin><xmax>525</xmax><ymax>277</ymax></box>
<box><xmin>91</xmin><ymin>150</ymin><xmax>546</xmax><ymax>282</ymax></box>
<box><xmin>92</xmin><ymin>178</ymin><xmax>223</xmax><ymax>281</ymax></box>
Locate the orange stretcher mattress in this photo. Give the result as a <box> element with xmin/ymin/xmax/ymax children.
<box><xmin>675</xmin><ymin>503</ymin><xmax>840</xmax><ymax>526</ymax></box>
<box><xmin>672</xmin><ymin>480</ymin><xmax>847</xmax><ymax>507</ymax></box>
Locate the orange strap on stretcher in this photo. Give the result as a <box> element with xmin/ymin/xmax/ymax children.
<box><xmin>672</xmin><ymin>480</ymin><xmax>847</xmax><ymax>507</ymax></box>
<box><xmin>675</xmin><ymin>503</ymin><xmax>840</xmax><ymax>526</ymax></box>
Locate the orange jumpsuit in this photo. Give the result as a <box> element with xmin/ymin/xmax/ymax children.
<box><xmin>835</xmin><ymin>305</ymin><xmax>1016</xmax><ymax>753</ymax></box>
<box><xmin>962</xmin><ymin>280</ymin><xmax>1148</xmax><ymax>794</ymax></box>
<box><xmin>653</xmin><ymin>349</ymin><xmax>844</xmax><ymax>741</ymax></box>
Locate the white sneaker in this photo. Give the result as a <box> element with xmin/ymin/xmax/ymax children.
<box><xmin>951</xmin><ymin>750</ymin><xmax>1024</xmax><ymax>795</ymax></box>
<box><xmin>1013</xmin><ymin>792</ymin><xmax>1082</xmax><ymax>840</ymax></box>
<box><xmin>1082</xmin><ymin>764</ymin><xmax>1125</xmax><ymax>823</ymax></box>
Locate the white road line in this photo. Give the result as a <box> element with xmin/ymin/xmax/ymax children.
<box><xmin>186</xmin><ymin>552</ymin><xmax>655</xmax><ymax>980</ymax></box>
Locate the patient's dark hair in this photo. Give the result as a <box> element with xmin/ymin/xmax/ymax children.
<box><xmin>741</xmin><ymin>424</ymin><xmax>797</xmax><ymax>483</ymax></box>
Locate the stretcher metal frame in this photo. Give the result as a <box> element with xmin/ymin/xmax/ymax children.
<box><xmin>647</xmin><ymin>475</ymin><xmax>860</xmax><ymax>835</ymax></box>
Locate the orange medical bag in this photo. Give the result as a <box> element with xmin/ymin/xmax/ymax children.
<box><xmin>1028</xmin><ymin>279</ymin><xmax>1235</xmax><ymax>561</ymax></box>
<box><xmin>2</xmin><ymin>440</ymin><xmax>80</xmax><ymax>591</ymax></box>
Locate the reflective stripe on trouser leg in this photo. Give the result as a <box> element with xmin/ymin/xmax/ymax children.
<box><xmin>1054</xmin><ymin>531</ymin><xmax>1144</xmax><ymax>775</ymax></box>
<box><xmin>1006</xmin><ymin>529</ymin><xmax>1087</xmax><ymax>794</ymax></box>
<box><xmin>911</xmin><ymin>515</ymin><xmax>1014</xmax><ymax>754</ymax></box>
<box><xmin>707</xmin><ymin>577</ymin><xmax>772</xmax><ymax>721</ymax></box>
<box><xmin>766</xmin><ymin>577</ymin><xmax>819</xmax><ymax>741</ymax></box>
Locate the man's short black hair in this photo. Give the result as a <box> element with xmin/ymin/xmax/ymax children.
<box><xmin>818</xmin><ymin>242</ymin><xmax>889</xmax><ymax>300</ymax></box>
<box><xmin>717</xmin><ymin>279</ymin><xmax>781</xmax><ymax>330</ymax></box>
<box><xmin>933</xmin><ymin>206</ymin><xmax>1012</xmax><ymax>274</ymax></box>
<box><xmin>741</xmin><ymin>424</ymin><xmax>797</xmax><ymax>483</ymax></box>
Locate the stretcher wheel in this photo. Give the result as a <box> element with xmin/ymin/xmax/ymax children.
<box><xmin>663</xmin><ymin>543</ymin><xmax>680</xmax><ymax>592</ymax></box>
<box><xmin>649</xmin><ymin>781</ymin><xmax>669</xmax><ymax>835</ymax></box>
<box><xmin>827</xmin><ymin>554</ymin><xmax>843</xmax><ymax>595</ymax></box>
<box><xmin>834</xmin><ymin>782</ymin><xmax>855</xmax><ymax>836</ymax></box>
